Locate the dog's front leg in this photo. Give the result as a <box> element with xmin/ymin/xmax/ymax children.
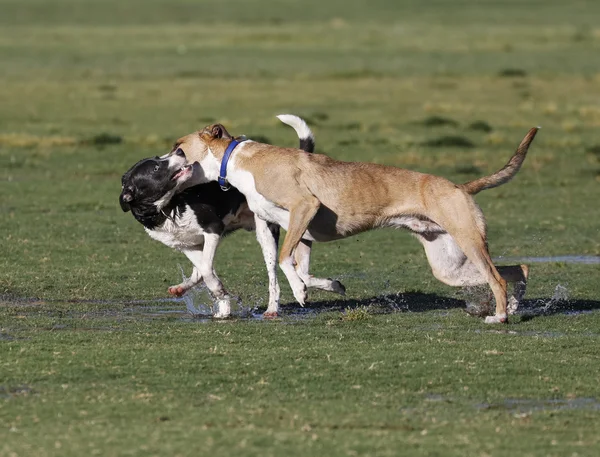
<box><xmin>181</xmin><ymin>235</ymin><xmax>231</xmax><ymax>318</ymax></box>
<box><xmin>168</xmin><ymin>263</ymin><xmax>202</xmax><ymax>297</ymax></box>
<box><xmin>278</xmin><ymin>197</ymin><xmax>321</xmax><ymax>305</ymax></box>
<box><xmin>168</xmin><ymin>245</ymin><xmax>204</xmax><ymax>296</ymax></box>
<box><xmin>254</xmin><ymin>215</ymin><xmax>281</xmax><ymax>318</ymax></box>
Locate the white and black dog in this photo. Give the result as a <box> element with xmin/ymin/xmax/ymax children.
<box><xmin>120</xmin><ymin>115</ymin><xmax>345</xmax><ymax>318</ymax></box>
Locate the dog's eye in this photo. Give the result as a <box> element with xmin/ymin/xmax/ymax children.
<box><xmin>153</xmin><ymin>165</ymin><xmax>160</xmax><ymax>172</ymax></box>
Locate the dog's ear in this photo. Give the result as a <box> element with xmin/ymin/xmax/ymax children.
<box><xmin>209</xmin><ymin>124</ymin><xmax>232</xmax><ymax>140</ymax></box>
<box><xmin>119</xmin><ymin>188</ymin><xmax>134</xmax><ymax>212</ymax></box>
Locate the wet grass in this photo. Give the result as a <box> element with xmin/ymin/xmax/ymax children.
<box><xmin>2</xmin><ymin>300</ymin><xmax>600</xmax><ymax>456</ymax></box>
<box><xmin>2</xmin><ymin>0</ymin><xmax>600</xmax><ymax>455</ymax></box>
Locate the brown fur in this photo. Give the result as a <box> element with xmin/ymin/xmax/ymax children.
<box><xmin>174</xmin><ymin>125</ymin><xmax>538</xmax><ymax>323</ymax></box>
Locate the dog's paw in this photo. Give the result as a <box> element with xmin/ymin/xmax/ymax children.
<box><xmin>168</xmin><ymin>285</ymin><xmax>188</xmax><ymax>297</ymax></box>
<box><xmin>263</xmin><ymin>311</ymin><xmax>279</xmax><ymax>319</ymax></box>
<box><xmin>484</xmin><ymin>313</ymin><xmax>508</xmax><ymax>324</ymax></box>
<box><xmin>331</xmin><ymin>280</ymin><xmax>346</xmax><ymax>296</ymax></box>
<box><xmin>292</xmin><ymin>285</ymin><xmax>308</xmax><ymax>306</ymax></box>
<box><xmin>213</xmin><ymin>298</ymin><xmax>231</xmax><ymax>319</ymax></box>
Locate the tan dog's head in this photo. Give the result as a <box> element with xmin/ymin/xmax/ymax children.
<box><xmin>162</xmin><ymin>123</ymin><xmax>235</xmax><ymax>186</ymax></box>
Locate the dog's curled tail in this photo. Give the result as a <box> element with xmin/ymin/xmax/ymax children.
<box><xmin>460</xmin><ymin>127</ymin><xmax>539</xmax><ymax>195</ymax></box>
<box><xmin>277</xmin><ymin>114</ymin><xmax>315</xmax><ymax>153</ymax></box>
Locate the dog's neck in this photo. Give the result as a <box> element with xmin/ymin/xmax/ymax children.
<box><xmin>201</xmin><ymin>138</ymin><xmax>237</xmax><ymax>183</ymax></box>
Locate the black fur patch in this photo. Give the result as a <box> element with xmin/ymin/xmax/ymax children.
<box><xmin>121</xmin><ymin>157</ymin><xmax>246</xmax><ymax>233</ymax></box>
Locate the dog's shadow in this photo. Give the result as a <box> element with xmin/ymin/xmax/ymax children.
<box><xmin>281</xmin><ymin>292</ymin><xmax>600</xmax><ymax>319</ymax></box>
<box><xmin>283</xmin><ymin>291</ymin><xmax>465</xmax><ymax>314</ymax></box>
<box><xmin>517</xmin><ymin>297</ymin><xmax>600</xmax><ymax>321</ymax></box>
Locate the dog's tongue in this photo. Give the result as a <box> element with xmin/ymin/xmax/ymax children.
<box><xmin>171</xmin><ymin>166</ymin><xmax>187</xmax><ymax>181</ymax></box>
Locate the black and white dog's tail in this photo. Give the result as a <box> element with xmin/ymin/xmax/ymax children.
<box><xmin>276</xmin><ymin>114</ymin><xmax>315</xmax><ymax>153</ymax></box>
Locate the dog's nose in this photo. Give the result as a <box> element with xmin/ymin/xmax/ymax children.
<box><xmin>175</xmin><ymin>148</ymin><xmax>185</xmax><ymax>158</ymax></box>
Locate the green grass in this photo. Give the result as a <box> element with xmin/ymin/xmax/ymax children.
<box><xmin>2</xmin><ymin>307</ymin><xmax>600</xmax><ymax>456</ymax></box>
<box><xmin>1</xmin><ymin>0</ymin><xmax>600</xmax><ymax>455</ymax></box>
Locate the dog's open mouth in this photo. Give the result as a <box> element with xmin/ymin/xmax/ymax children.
<box><xmin>171</xmin><ymin>164</ymin><xmax>192</xmax><ymax>181</ymax></box>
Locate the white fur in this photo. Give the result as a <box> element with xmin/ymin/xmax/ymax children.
<box><xmin>234</xmin><ymin>171</ymin><xmax>292</xmax><ymax>227</ymax></box>
<box><xmin>253</xmin><ymin>216</ymin><xmax>280</xmax><ymax>314</ymax></box>
<box><xmin>276</xmin><ymin>114</ymin><xmax>314</xmax><ymax>144</ymax></box>
<box><xmin>389</xmin><ymin>216</ymin><xmax>488</xmax><ymax>287</ymax></box>
<box><xmin>485</xmin><ymin>313</ymin><xmax>507</xmax><ymax>324</ymax></box>
<box><xmin>145</xmin><ymin>205</ymin><xmax>206</xmax><ymax>249</ymax></box>
<box><xmin>389</xmin><ymin>216</ymin><xmax>443</xmax><ymax>233</ymax></box>
<box><xmin>200</xmin><ymin>146</ymin><xmax>229</xmax><ymax>183</ymax></box>
<box><xmin>279</xmin><ymin>256</ymin><xmax>307</xmax><ymax>305</ymax></box>
<box><xmin>416</xmin><ymin>233</ymin><xmax>487</xmax><ymax>287</ymax></box>
<box><xmin>146</xmin><ymin>207</ymin><xmax>231</xmax><ymax>318</ymax></box>
<box><xmin>154</xmin><ymin>189</ymin><xmax>178</xmax><ymax>212</ymax></box>
<box><xmin>153</xmin><ymin>155</ymin><xmax>193</xmax><ymax>210</ymax></box>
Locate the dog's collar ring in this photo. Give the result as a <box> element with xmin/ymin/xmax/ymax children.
<box><xmin>218</xmin><ymin>177</ymin><xmax>231</xmax><ymax>191</ymax></box>
<box><xmin>218</xmin><ymin>139</ymin><xmax>243</xmax><ymax>191</ymax></box>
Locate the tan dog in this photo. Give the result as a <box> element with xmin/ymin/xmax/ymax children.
<box><xmin>172</xmin><ymin>118</ymin><xmax>538</xmax><ymax>323</ymax></box>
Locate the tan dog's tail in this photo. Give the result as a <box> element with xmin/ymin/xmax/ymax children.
<box><xmin>459</xmin><ymin>127</ymin><xmax>539</xmax><ymax>195</ymax></box>
<box><xmin>277</xmin><ymin>114</ymin><xmax>315</xmax><ymax>153</ymax></box>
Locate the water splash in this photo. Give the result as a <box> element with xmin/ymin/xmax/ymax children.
<box><xmin>518</xmin><ymin>283</ymin><xmax>572</xmax><ymax>317</ymax></box>
<box><xmin>550</xmin><ymin>283</ymin><xmax>569</xmax><ymax>302</ymax></box>
<box><xmin>460</xmin><ymin>285</ymin><xmax>494</xmax><ymax>317</ymax></box>
<box><xmin>181</xmin><ymin>285</ymin><xmax>215</xmax><ymax>317</ymax></box>
<box><xmin>177</xmin><ymin>265</ymin><xmax>256</xmax><ymax>318</ymax></box>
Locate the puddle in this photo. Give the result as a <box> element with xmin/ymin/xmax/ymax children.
<box><xmin>0</xmin><ymin>385</ymin><xmax>34</xmax><ymax>398</ymax></box>
<box><xmin>2</xmin><ymin>270</ymin><xmax>598</xmax><ymax>324</ymax></box>
<box><xmin>477</xmin><ymin>397</ymin><xmax>600</xmax><ymax>414</ymax></box>
<box><xmin>0</xmin><ymin>333</ymin><xmax>15</xmax><ymax>341</ymax></box>
<box><xmin>1</xmin><ymin>296</ymin><xmax>181</xmax><ymax>307</ymax></box>
<box><xmin>42</xmin><ymin>325</ymin><xmax>125</xmax><ymax>332</ymax></box>
<box><xmin>494</xmin><ymin>255</ymin><xmax>600</xmax><ymax>265</ymax></box>
<box><xmin>473</xmin><ymin>328</ymin><xmax>579</xmax><ymax>338</ymax></box>
<box><xmin>179</xmin><ymin>283</ymin><xmax>256</xmax><ymax>319</ymax></box>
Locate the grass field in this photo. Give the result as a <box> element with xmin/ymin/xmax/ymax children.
<box><xmin>1</xmin><ymin>0</ymin><xmax>600</xmax><ymax>455</ymax></box>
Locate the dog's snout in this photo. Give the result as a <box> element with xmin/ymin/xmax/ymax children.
<box><xmin>175</xmin><ymin>148</ymin><xmax>185</xmax><ymax>158</ymax></box>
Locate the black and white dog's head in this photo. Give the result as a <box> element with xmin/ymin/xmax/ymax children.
<box><xmin>120</xmin><ymin>148</ymin><xmax>197</xmax><ymax>217</ymax></box>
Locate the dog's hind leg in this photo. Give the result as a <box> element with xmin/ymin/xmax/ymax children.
<box><xmin>278</xmin><ymin>196</ymin><xmax>321</xmax><ymax>305</ymax></box>
<box><xmin>294</xmin><ymin>239</ymin><xmax>346</xmax><ymax>296</ymax></box>
<box><xmin>448</xmin><ymin>235</ymin><xmax>508</xmax><ymax>324</ymax></box>
<box><xmin>254</xmin><ymin>216</ymin><xmax>281</xmax><ymax>317</ymax></box>
<box><xmin>415</xmin><ymin>232</ymin><xmax>487</xmax><ymax>287</ymax></box>
<box><xmin>418</xmin><ymin>192</ymin><xmax>508</xmax><ymax>323</ymax></box>
<box><xmin>416</xmin><ymin>234</ymin><xmax>528</xmax><ymax>315</ymax></box>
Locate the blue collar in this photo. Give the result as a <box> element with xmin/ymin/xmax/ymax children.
<box><xmin>218</xmin><ymin>139</ymin><xmax>242</xmax><ymax>191</ymax></box>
